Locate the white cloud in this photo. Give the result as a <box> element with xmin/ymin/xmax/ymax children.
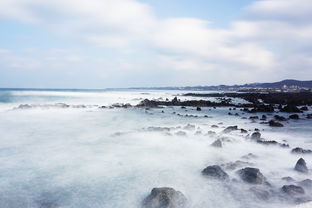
<box><xmin>0</xmin><ymin>0</ymin><xmax>312</xmax><ymax>86</ymax></box>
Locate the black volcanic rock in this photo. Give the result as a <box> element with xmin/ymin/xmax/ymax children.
<box><xmin>202</xmin><ymin>165</ymin><xmax>229</xmax><ymax>180</ymax></box>
<box><xmin>289</xmin><ymin>114</ymin><xmax>299</xmax><ymax>119</ymax></box>
<box><xmin>237</xmin><ymin>167</ymin><xmax>265</xmax><ymax>184</ymax></box>
<box><xmin>142</xmin><ymin>187</ymin><xmax>187</xmax><ymax>208</ymax></box>
<box><xmin>269</xmin><ymin>120</ymin><xmax>284</xmax><ymax>127</ymax></box>
<box><xmin>280</xmin><ymin>105</ymin><xmax>302</xmax><ymax>113</ymax></box>
<box><xmin>294</xmin><ymin>158</ymin><xmax>309</xmax><ymax>173</ymax></box>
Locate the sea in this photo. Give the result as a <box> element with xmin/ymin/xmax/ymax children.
<box><xmin>0</xmin><ymin>88</ymin><xmax>311</xmax><ymax>208</ymax></box>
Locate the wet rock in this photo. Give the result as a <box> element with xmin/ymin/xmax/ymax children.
<box><xmin>241</xmin><ymin>129</ymin><xmax>248</xmax><ymax>133</ymax></box>
<box><xmin>281</xmin><ymin>185</ymin><xmax>305</xmax><ymax>196</ymax></box>
<box><xmin>291</xmin><ymin>147</ymin><xmax>312</xmax><ymax>154</ymax></box>
<box><xmin>249</xmin><ymin>116</ymin><xmax>259</xmax><ymax>120</ymax></box>
<box><xmin>211</xmin><ymin>139</ymin><xmax>222</xmax><ymax>148</ymax></box>
<box><xmin>294</xmin><ymin>158</ymin><xmax>309</xmax><ymax>173</ymax></box>
<box><xmin>298</xmin><ymin>179</ymin><xmax>312</xmax><ymax>189</ymax></box>
<box><xmin>300</xmin><ymin>106</ymin><xmax>309</xmax><ymax>111</ymax></box>
<box><xmin>183</xmin><ymin>124</ymin><xmax>195</xmax><ymax>130</ymax></box>
<box><xmin>142</xmin><ymin>187</ymin><xmax>187</xmax><ymax>208</ymax></box>
<box><xmin>269</xmin><ymin>120</ymin><xmax>284</xmax><ymax>127</ymax></box>
<box><xmin>274</xmin><ymin>115</ymin><xmax>287</xmax><ymax>121</ymax></box>
<box><xmin>202</xmin><ymin>165</ymin><xmax>229</xmax><ymax>180</ymax></box>
<box><xmin>307</xmin><ymin>114</ymin><xmax>312</xmax><ymax>119</ymax></box>
<box><xmin>250</xmin><ymin>187</ymin><xmax>270</xmax><ymax>200</ymax></box>
<box><xmin>289</xmin><ymin>114</ymin><xmax>300</xmax><ymax>119</ymax></box>
<box><xmin>250</xmin><ymin>132</ymin><xmax>261</xmax><ymax>140</ymax></box>
<box><xmin>280</xmin><ymin>105</ymin><xmax>302</xmax><ymax>113</ymax></box>
<box><xmin>260</xmin><ymin>115</ymin><xmax>267</xmax><ymax>120</ymax></box>
<box><xmin>237</xmin><ymin>167</ymin><xmax>265</xmax><ymax>184</ymax></box>
<box><xmin>223</xmin><ymin>126</ymin><xmax>238</xmax><ymax>133</ymax></box>
<box><xmin>211</xmin><ymin>125</ymin><xmax>218</xmax><ymax>128</ymax></box>
<box><xmin>196</xmin><ymin>107</ymin><xmax>201</xmax><ymax>111</ymax></box>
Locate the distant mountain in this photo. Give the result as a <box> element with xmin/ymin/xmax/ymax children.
<box><xmin>130</xmin><ymin>79</ymin><xmax>312</xmax><ymax>91</ymax></box>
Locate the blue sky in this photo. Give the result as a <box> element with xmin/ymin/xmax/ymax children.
<box><xmin>0</xmin><ymin>0</ymin><xmax>311</xmax><ymax>88</ymax></box>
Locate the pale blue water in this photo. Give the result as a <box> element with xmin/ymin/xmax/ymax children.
<box><xmin>0</xmin><ymin>88</ymin><xmax>311</xmax><ymax>208</ymax></box>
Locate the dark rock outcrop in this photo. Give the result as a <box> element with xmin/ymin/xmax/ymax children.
<box><xmin>294</xmin><ymin>158</ymin><xmax>309</xmax><ymax>173</ymax></box>
<box><xmin>202</xmin><ymin>165</ymin><xmax>229</xmax><ymax>180</ymax></box>
<box><xmin>237</xmin><ymin>167</ymin><xmax>265</xmax><ymax>184</ymax></box>
<box><xmin>289</xmin><ymin>114</ymin><xmax>300</xmax><ymax>119</ymax></box>
<box><xmin>274</xmin><ymin>115</ymin><xmax>287</xmax><ymax>121</ymax></box>
<box><xmin>142</xmin><ymin>187</ymin><xmax>187</xmax><ymax>208</ymax></box>
<box><xmin>280</xmin><ymin>105</ymin><xmax>302</xmax><ymax>113</ymax></box>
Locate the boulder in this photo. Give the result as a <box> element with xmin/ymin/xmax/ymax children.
<box><xmin>237</xmin><ymin>167</ymin><xmax>265</xmax><ymax>184</ymax></box>
<box><xmin>211</xmin><ymin>139</ymin><xmax>222</xmax><ymax>148</ymax></box>
<box><xmin>294</xmin><ymin>158</ymin><xmax>309</xmax><ymax>173</ymax></box>
<box><xmin>202</xmin><ymin>165</ymin><xmax>229</xmax><ymax>180</ymax></box>
<box><xmin>269</xmin><ymin>120</ymin><xmax>284</xmax><ymax>127</ymax></box>
<box><xmin>281</xmin><ymin>185</ymin><xmax>305</xmax><ymax>196</ymax></box>
<box><xmin>250</xmin><ymin>132</ymin><xmax>261</xmax><ymax>140</ymax></box>
<box><xmin>142</xmin><ymin>187</ymin><xmax>187</xmax><ymax>208</ymax></box>
<box><xmin>274</xmin><ymin>115</ymin><xmax>287</xmax><ymax>121</ymax></box>
<box><xmin>196</xmin><ymin>107</ymin><xmax>201</xmax><ymax>111</ymax></box>
<box><xmin>241</xmin><ymin>129</ymin><xmax>248</xmax><ymax>133</ymax></box>
<box><xmin>223</xmin><ymin>126</ymin><xmax>238</xmax><ymax>133</ymax></box>
<box><xmin>289</xmin><ymin>114</ymin><xmax>300</xmax><ymax>119</ymax></box>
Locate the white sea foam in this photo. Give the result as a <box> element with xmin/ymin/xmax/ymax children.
<box><xmin>0</xmin><ymin>89</ymin><xmax>311</xmax><ymax>208</ymax></box>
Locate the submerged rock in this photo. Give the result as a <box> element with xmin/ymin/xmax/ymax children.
<box><xmin>294</xmin><ymin>158</ymin><xmax>309</xmax><ymax>173</ymax></box>
<box><xmin>250</xmin><ymin>187</ymin><xmax>270</xmax><ymax>200</ymax></box>
<box><xmin>237</xmin><ymin>167</ymin><xmax>265</xmax><ymax>184</ymax></box>
<box><xmin>274</xmin><ymin>115</ymin><xmax>287</xmax><ymax>121</ymax></box>
<box><xmin>202</xmin><ymin>165</ymin><xmax>229</xmax><ymax>180</ymax></box>
<box><xmin>142</xmin><ymin>187</ymin><xmax>187</xmax><ymax>208</ymax></box>
<box><xmin>221</xmin><ymin>160</ymin><xmax>253</xmax><ymax>171</ymax></box>
<box><xmin>298</xmin><ymin>179</ymin><xmax>312</xmax><ymax>189</ymax></box>
<box><xmin>282</xmin><ymin>176</ymin><xmax>295</xmax><ymax>182</ymax></box>
<box><xmin>211</xmin><ymin>139</ymin><xmax>222</xmax><ymax>148</ymax></box>
<box><xmin>281</xmin><ymin>185</ymin><xmax>305</xmax><ymax>196</ymax></box>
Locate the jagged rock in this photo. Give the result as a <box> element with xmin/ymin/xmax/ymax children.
<box><xmin>241</xmin><ymin>129</ymin><xmax>248</xmax><ymax>133</ymax></box>
<box><xmin>294</xmin><ymin>158</ymin><xmax>309</xmax><ymax>173</ymax></box>
<box><xmin>211</xmin><ymin>139</ymin><xmax>222</xmax><ymax>148</ymax></box>
<box><xmin>291</xmin><ymin>147</ymin><xmax>312</xmax><ymax>154</ymax></box>
<box><xmin>289</xmin><ymin>114</ymin><xmax>300</xmax><ymax>119</ymax></box>
<box><xmin>281</xmin><ymin>185</ymin><xmax>305</xmax><ymax>196</ymax></box>
<box><xmin>202</xmin><ymin>165</ymin><xmax>229</xmax><ymax>180</ymax></box>
<box><xmin>237</xmin><ymin>167</ymin><xmax>265</xmax><ymax>184</ymax></box>
<box><xmin>142</xmin><ymin>187</ymin><xmax>187</xmax><ymax>208</ymax></box>
<box><xmin>269</xmin><ymin>120</ymin><xmax>284</xmax><ymax>127</ymax></box>
<box><xmin>280</xmin><ymin>105</ymin><xmax>302</xmax><ymax>113</ymax></box>
<box><xmin>223</xmin><ymin>126</ymin><xmax>238</xmax><ymax>133</ymax></box>
<box><xmin>250</xmin><ymin>132</ymin><xmax>261</xmax><ymax>140</ymax></box>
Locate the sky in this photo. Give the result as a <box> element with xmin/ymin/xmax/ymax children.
<box><xmin>0</xmin><ymin>0</ymin><xmax>312</xmax><ymax>88</ymax></box>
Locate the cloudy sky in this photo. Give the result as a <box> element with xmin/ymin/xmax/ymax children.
<box><xmin>0</xmin><ymin>0</ymin><xmax>311</xmax><ymax>88</ymax></box>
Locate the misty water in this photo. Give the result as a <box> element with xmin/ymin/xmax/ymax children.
<box><xmin>0</xmin><ymin>89</ymin><xmax>311</xmax><ymax>208</ymax></box>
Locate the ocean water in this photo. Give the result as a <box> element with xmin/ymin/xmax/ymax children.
<box><xmin>0</xmin><ymin>89</ymin><xmax>311</xmax><ymax>208</ymax></box>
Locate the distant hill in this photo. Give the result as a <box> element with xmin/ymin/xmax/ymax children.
<box><xmin>130</xmin><ymin>79</ymin><xmax>312</xmax><ymax>91</ymax></box>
